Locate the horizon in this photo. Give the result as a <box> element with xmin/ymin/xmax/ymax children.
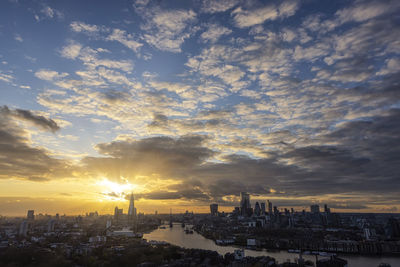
<box><xmin>1</xmin><ymin>197</ymin><xmax>400</xmax><ymax>217</ymax></box>
<box><xmin>1</xmin><ymin>0</ymin><xmax>400</xmax><ymax>216</ymax></box>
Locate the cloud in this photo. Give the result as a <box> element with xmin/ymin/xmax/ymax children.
<box><xmin>39</xmin><ymin>6</ymin><xmax>63</xmax><ymax>20</ymax></box>
<box><xmin>0</xmin><ymin>106</ymin><xmax>71</xmax><ymax>181</ymax></box>
<box><xmin>35</xmin><ymin>69</ymin><xmax>69</xmax><ymax>81</ymax></box>
<box><xmin>201</xmin><ymin>0</ymin><xmax>239</xmax><ymax>13</ymax></box>
<box><xmin>200</xmin><ymin>24</ymin><xmax>232</xmax><ymax>43</ymax></box>
<box><xmin>232</xmin><ymin>5</ymin><xmax>278</xmax><ymax>28</ymax></box>
<box><xmin>0</xmin><ymin>72</ymin><xmax>14</xmax><ymax>84</ymax></box>
<box><xmin>60</xmin><ymin>41</ymin><xmax>82</xmax><ymax>60</ymax></box>
<box><xmin>377</xmin><ymin>58</ymin><xmax>400</xmax><ymax>76</ymax></box>
<box><xmin>232</xmin><ymin>0</ymin><xmax>299</xmax><ymax>28</ymax></box>
<box><xmin>1</xmin><ymin>106</ymin><xmax>60</xmax><ymax>132</ymax></box>
<box><xmin>278</xmin><ymin>0</ymin><xmax>300</xmax><ymax>18</ymax></box>
<box><xmin>106</xmin><ymin>29</ymin><xmax>143</xmax><ymax>52</ymax></box>
<box><xmin>335</xmin><ymin>0</ymin><xmax>398</xmax><ymax>25</ymax></box>
<box><xmin>70</xmin><ymin>21</ymin><xmax>101</xmax><ymax>33</ymax></box>
<box><xmin>141</xmin><ymin>8</ymin><xmax>197</xmax><ymax>52</ymax></box>
<box><xmin>14</xmin><ymin>34</ymin><xmax>23</xmax><ymax>42</ymax></box>
<box><xmin>83</xmin><ymin>135</ymin><xmax>214</xmax><ymax>180</ymax></box>
<box><xmin>70</xmin><ymin>22</ymin><xmax>142</xmax><ymax>54</ymax></box>
<box><xmin>74</xmin><ymin>105</ymin><xmax>400</xmax><ymax>207</ymax></box>
<box><xmin>11</xmin><ymin>0</ymin><xmax>399</xmax><ymax>211</ymax></box>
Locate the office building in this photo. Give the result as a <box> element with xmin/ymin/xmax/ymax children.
<box><xmin>210</xmin><ymin>203</ymin><xmax>218</xmax><ymax>216</ymax></box>
<box><xmin>260</xmin><ymin>202</ymin><xmax>266</xmax><ymax>215</ymax></box>
<box><xmin>47</xmin><ymin>220</ymin><xmax>56</xmax><ymax>232</ymax></box>
<box><xmin>254</xmin><ymin>202</ymin><xmax>261</xmax><ymax>216</ymax></box>
<box><xmin>240</xmin><ymin>192</ymin><xmax>251</xmax><ymax>216</ymax></box>
<box><xmin>19</xmin><ymin>220</ymin><xmax>28</xmax><ymax>236</ymax></box>
<box><xmin>324</xmin><ymin>204</ymin><xmax>330</xmax><ymax>213</ymax></box>
<box><xmin>267</xmin><ymin>200</ymin><xmax>273</xmax><ymax>215</ymax></box>
<box><xmin>311</xmin><ymin>204</ymin><xmax>320</xmax><ymax>213</ymax></box>
<box><xmin>114</xmin><ymin>206</ymin><xmax>123</xmax><ymax>221</ymax></box>
<box><xmin>27</xmin><ymin>210</ymin><xmax>34</xmax><ymax>221</ymax></box>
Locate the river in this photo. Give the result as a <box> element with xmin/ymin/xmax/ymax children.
<box><xmin>143</xmin><ymin>223</ymin><xmax>400</xmax><ymax>267</ymax></box>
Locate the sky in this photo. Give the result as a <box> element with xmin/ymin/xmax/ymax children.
<box><xmin>0</xmin><ymin>0</ymin><xmax>399</xmax><ymax>216</ymax></box>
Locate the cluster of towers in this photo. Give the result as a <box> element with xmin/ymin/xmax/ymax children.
<box><xmin>114</xmin><ymin>193</ymin><xmax>136</xmax><ymax>223</ymax></box>
<box><xmin>239</xmin><ymin>192</ymin><xmax>273</xmax><ymax>217</ymax></box>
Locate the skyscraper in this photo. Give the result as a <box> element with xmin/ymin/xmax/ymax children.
<box><xmin>311</xmin><ymin>204</ymin><xmax>320</xmax><ymax>213</ymax></box>
<box><xmin>210</xmin><ymin>203</ymin><xmax>218</xmax><ymax>216</ymax></box>
<box><xmin>267</xmin><ymin>200</ymin><xmax>273</xmax><ymax>215</ymax></box>
<box><xmin>240</xmin><ymin>192</ymin><xmax>251</xmax><ymax>216</ymax></box>
<box><xmin>27</xmin><ymin>210</ymin><xmax>34</xmax><ymax>221</ymax></box>
<box><xmin>114</xmin><ymin>206</ymin><xmax>123</xmax><ymax>221</ymax></box>
<box><xmin>19</xmin><ymin>220</ymin><xmax>28</xmax><ymax>236</ymax></box>
<box><xmin>254</xmin><ymin>202</ymin><xmax>261</xmax><ymax>216</ymax></box>
<box><xmin>128</xmin><ymin>192</ymin><xmax>135</xmax><ymax>219</ymax></box>
<box><xmin>324</xmin><ymin>204</ymin><xmax>330</xmax><ymax>213</ymax></box>
<box><xmin>260</xmin><ymin>202</ymin><xmax>266</xmax><ymax>215</ymax></box>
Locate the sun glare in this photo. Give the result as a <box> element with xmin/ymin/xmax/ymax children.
<box><xmin>96</xmin><ymin>178</ymin><xmax>136</xmax><ymax>201</ymax></box>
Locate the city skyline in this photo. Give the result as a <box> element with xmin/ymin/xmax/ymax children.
<box><xmin>0</xmin><ymin>194</ymin><xmax>395</xmax><ymax>217</ymax></box>
<box><xmin>1</xmin><ymin>0</ymin><xmax>400</xmax><ymax>216</ymax></box>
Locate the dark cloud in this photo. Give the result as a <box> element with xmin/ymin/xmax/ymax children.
<box><xmin>0</xmin><ymin>106</ymin><xmax>71</xmax><ymax>180</ymax></box>
<box><xmin>136</xmin><ymin>187</ymin><xmax>210</xmax><ymax>201</ymax></box>
<box><xmin>148</xmin><ymin>112</ymin><xmax>169</xmax><ymax>128</ymax></box>
<box><xmin>83</xmin><ymin>135</ymin><xmax>215</xmax><ymax>180</ymax></box>
<box><xmin>80</xmin><ymin>108</ymin><xmax>400</xmax><ymax>208</ymax></box>
<box><xmin>0</xmin><ymin>105</ymin><xmax>60</xmax><ymax>132</ymax></box>
<box><xmin>101</xmin><ymin>90</ymin><xmax>130</xmax><ymax>104</ymax></box>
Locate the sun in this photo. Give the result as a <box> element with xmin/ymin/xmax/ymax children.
<box><xmin>96</xmin><ymin>178</ymin><xmax>137</xmax><ymax>201</ymax></box>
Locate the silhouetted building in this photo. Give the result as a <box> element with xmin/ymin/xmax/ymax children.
<box><xmin>47</xmin><ymin>219</ymin><xmax>56</xmax><ymax>232</ymax></box>
<box><xmin>385</xmin><ymin>217</ymin><xmax>400</xmax><ymax>238</ymax></box>
<box><xmin>210</xmin><ymin>203</ymin><xmax>218</xmax><ymax>216</ymax></box>
<box><xmin>273</xmin><ymin>206</ymin><xmax>279</xmax><ymax>216</ymax></box>
<box><xmin>260</xmin><ymin>202</ymin><xmax>266</xmax><ymax>215</ymax></box>
<box><xmin>311</xmin><ymin>204</ymin><xmax>320</xmax><ymax>213</ymax></box>
<box><xmin>267</xmin><ymin>200</ymin><xmax>273</xmax><ymax>215</ymax></box>
<box><xmin>233</xmin><ymin>207</ymin><xmax>240</xmax><ymax>215</ymax></box>
<box><xmin>27</xmin><ymin>210</ymin><xmax>34</xmax><ymax>221</ymax></box>
<box><xmin>114</xmin><ymin>206</ymin><xmax>123</xmax><ymax>221</ymax></box>
<box><xmin>19</xmin><ymin>220</ymin><xmax>28</xmax><ymax>236</ymax></box>
<box><xmin>254</xmin><ymin>202</ymin><xmax>261</xmax><ymax>216</ymax></box>
<box><xmin>128</xmin><ymin>193</ymin><xmax>135</xmax><ymax>222</ymax></box>
<box><xmin>324</xmin><ymin>204</ymin><xmax>330</xmax><ymax>213</ymax></box>
<box><xmin>240</xmin><ymin>192</ymin><xmax>251</xmax><ymax>216</ymax></box>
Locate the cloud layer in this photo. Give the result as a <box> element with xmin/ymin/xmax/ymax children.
<box><xmin>1</xmin><ymin>0</ymin><xmax>399</xmax><ymax>212</ymax></box>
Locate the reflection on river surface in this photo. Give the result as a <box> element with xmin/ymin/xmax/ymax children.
<box><xmin>143</xmin><ymin>223</ymin><xmax>400</xmax><ymax>267</ymax></box>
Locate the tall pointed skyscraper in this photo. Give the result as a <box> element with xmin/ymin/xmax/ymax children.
<box><xmin>128</xmin><ymin>192</ymin><xmax>135</xmax><ymax>218</ymax></box>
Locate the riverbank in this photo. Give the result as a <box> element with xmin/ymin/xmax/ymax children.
<box><xmin>193</xmin><ymin>222</ymin><xmax>400</xmax><ymax>257</ymax></box>
<box><xmin>144</xmin><ymin>224</ymin><xmax>400</xmax><ymax>267</ymax></box>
